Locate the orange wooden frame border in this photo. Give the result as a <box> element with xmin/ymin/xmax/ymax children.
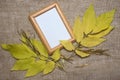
<box><xmin>29</xmin><ymin>3</ymin><xmax>74</xmax><ymax>54</ymax></box>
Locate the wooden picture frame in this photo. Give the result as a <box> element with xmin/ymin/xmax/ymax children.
<box><xmin>29</xmin><ymin>3</ymin><xmax>74</xmax><ymax>54</ymax></box>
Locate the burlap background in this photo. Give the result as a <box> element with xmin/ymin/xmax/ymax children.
<box><xmin>0</xmin><ymin>0</ymin><xmax>120</xmax><ymax>80</ymax></box>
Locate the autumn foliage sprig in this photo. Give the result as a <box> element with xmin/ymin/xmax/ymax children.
<box><xmin>1</xmin><ymin>4</ymin><xmax>115</xmax><ymax>77</ymax></box>
<box><xmin>1</xmin><ymin>30</ymin><xmax>67</xmax><ymax>77</ymax></box>
<box><xmin>60</xmin><ymin>4</ymin><xmax>115</xmax><ymax>57</ymax></box>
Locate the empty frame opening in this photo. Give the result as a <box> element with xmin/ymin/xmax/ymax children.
<box><xmin>35</xmin><ymin>7</ymin><xmax>71</xmax><ymax>48</ymax></box>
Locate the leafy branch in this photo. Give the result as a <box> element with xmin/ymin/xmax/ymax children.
<box><xmin>1</xmin><ymin>30</ymin><xmax>66</xmax><ymax>77</ymax></box>
<box><xmin>60</xmin><ymin>4</ymin><xmax>115</xmax><ymax>58</ymax></box>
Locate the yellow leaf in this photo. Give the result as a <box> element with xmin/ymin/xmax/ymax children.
<box><xmin>25</xmin><ymin>60</ymin><xmax>46</xmax><ymax>77</ymax></box>
<box><xmin>75</xmin><ymin>50</ymin><xmax>90</xmax><ymax>57</ymax></box>
<box><xmin>93</xmin><ymin>9</ymin><xmax>115</xmax><ymax>33</ymax></box>
<box><xmin>90</xmin><ymin>26</ymin><xmax>114</xmax><ymax>38</ymax></box>
<box><xmin>21</xmin><ymin>35</ymin><xmax>27</xmax><ymax>43</ymax></box>
<box><xmin>73</xmin><ymin>16</ymin><xmax>84</xmax><ymax>42</ymax></box>
<box><xmin>60</xmin><ymin>40</ymin><xmax>75</xmax><ymax>51</ymax></box>
<box><xmin>30</xmin><ymin>39</ymin><xmax>48</xmax><ymax>57</ymax></box>
<box><xmin>11</xmin><ymin>58</ymin><xmax>35</xmax><ymax>71</ymax></box>
<box><xmin>39</xmin><ymin>55</ymin><xmax>48</xmax><ymax>60</ymax></box>
<box><xmin>83</xmin><ymin>4</ymin><xmax>96</xmax><ymax>34</ymax></box>
<box><xmin>81</xmin><ymin>37</ymin><xmax>105</xmax><ymax>47</ymax></box>
<box><xmin>51</xmin><ymin>49</ymin><xmax>60</xmax><ymax>61</ymax></box>
<box><xmin>43</xmin><ymin>61</ymin><xmax>55</xmax><ymax>74</ymax></box>
<box><xmin>1</xmin><ymin>44</ymin><xmax>37</xmax><ymax>59</ymax></box>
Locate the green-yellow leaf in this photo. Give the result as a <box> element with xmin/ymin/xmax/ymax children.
<box><xmin>81</xmin><ymin>37</ymin><xmax>105</xmax><ymax>47</ymax></box>
<box><xmin>43</xmin><ymin>61</ymin><xmax>55</xmax><ymax>74</ymax></box>
<box><xmin>60</xmin><ymin>40</ymin><xmax>75</xmax><ymax>51</ymax></box>
<box><xmin>1</xmin><ymin>44</ymin><xmax>37</xmax><ymax>59</ymax></box>
<box><xmin>21</xmin><ymin>35</ymin><xmax>27</xmax><ymax>43</ymax></box>
<box><xmin>73</xmin><ymin>16</ymin><xmax>84</xmax><ymax>42</ymax></box>
<box><xmin>25</xmin><ymin>60</ymin><xmax>46</xmax><ymax>77</ymax></box>
<box><xmin>90</xmin><ymin>26</ymin><xmax>114</xmax><ymax>38</ymax></box>
<box><xmin>11</xmin><ymin>58</ymin><xmax>35</xmax><ymax>70</ymax></box>
<box><xmin>39</xmin><ymin>55</ymin><xmax>48</xmax><ymax>60</ymax></box>
<box><xmin>83</xmin><ymin>4</ymin><xmax>96</xmax><ymax>34</ymax></box>
<box><xmin>31</xmin><ymin>39</ymin><xmax>48</xmax><ymax>57</ymax></box>
<box><xmin>51</xmin><ymin>49</ymin><xmax>60</xmax><ymax>61</ymax></box>
<box><xmin>93</xmin><ymin>9</ymin><xmax>115</xmax><ymax>33</ymax></box>
<box><xmin>75</xmin><ymin>50</ymin><xmax>90</xmax><ymax>57</ymax></box>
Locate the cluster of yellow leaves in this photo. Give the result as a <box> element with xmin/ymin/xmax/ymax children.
<box><xmin>1</xmin><ymin>38</ymin><xmax>61</xmax><ymax>77</ymax></box>
<box><xmin>1</xmin><ymin>4</ymin><xmax>115</xmax><ymax>78</ymax></box>
<box><xmin>60</xmin><ymin>40</ymin><xmax>90</xmax><ymax>58</ymax></box>
<box><xmin>60</xmin><ymin>4</ymin><xmax>115</xmax><ymax>58</ymax></box>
